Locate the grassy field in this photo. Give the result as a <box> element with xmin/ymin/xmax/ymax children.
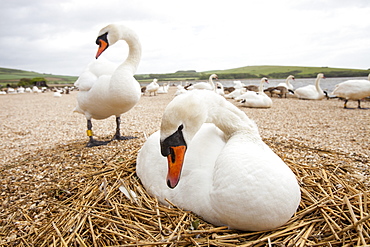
<box><xmin>139</xmin><ymin>65</ymin><xmax>369</xmax><ymax>81</ymax></box>
<box><xmin>205</xmin><ymin>65</ymin><xmax>369</xmax><ymax>78</ymax></box>
<box><xmin>0</xmin><ymin>67</ymin><xmax>78</xmax><ymax>86</ymax></box>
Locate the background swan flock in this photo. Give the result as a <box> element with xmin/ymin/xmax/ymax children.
<box><xmin>74</xmin><ymin>24</ymin><xmax>370</xmax><ymax>231</ymax></box>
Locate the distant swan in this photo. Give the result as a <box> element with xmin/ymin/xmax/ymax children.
<box><xmin>331</xmin><ymin>74</ymin><xmax>370</xmax><ymax>108</ymax></box>
<box><xmin>145</xmin><ymin>79</ymin><xmax>160</xmax><ymax>96</ymax></box>
<box><xmin>294</xmin><ymin>73</ymin><xmax>325</xmax><ymax>100</ymax></box>
<box><xmin>224</xmin><ymin>88</ymin><xmax>246</xmax><ymax>99</ymax></box>
<box><xmin>157</xmin><ymin>83</ymin><xmax>169</xmax><ymax>94</ymax></box>
<box><xmin>74</xmin><ymin>24</ymin><xmax>141</xmax><ymax>147</ymax></box>
<box><xmin>188</xmin><ymin>74</ymin><xmax>218</xmax><ymax>91</ymax></box>
<box><xmin>136</xmin><ymin>90</ymin><xmax>301</xmax><ymax>231</ymax></box>
<box><xmin>174</xmin><ymin>85</ymin><xmax>187</xmax><ymax>96</ymax></box>
<box><xmin>277</xmin><ymin>75</ymin><xmax>295</xmax><ymax>90</ymax></box>
<box><xmin>236</xmin><ymin>77</ymin><xmax>272</xmax><ymax>108</ymax></box>
<box><xmin>215</xmin><ymin>82</ymin><xmax>225</xmax><ymax>96</ymax></box>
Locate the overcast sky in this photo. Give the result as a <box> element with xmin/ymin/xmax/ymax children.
<box><xmin>0</xmin><ymin>0</ymin><xmax>369</xmax><ymax>76</ymax></box>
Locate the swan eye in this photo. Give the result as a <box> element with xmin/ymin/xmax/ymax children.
<box><xmin>160</xmin><ymin>125</ymin><xmax>187</xmax><ymax>157</ymax></box>
<box><xmin>96</xmin><ymin>32</ymin><xmax>109</xmax><ymax>45</ymax></box>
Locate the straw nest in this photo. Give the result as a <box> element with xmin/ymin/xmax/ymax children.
<box><xmin>0</xmin><ymin>89</ymin><xmax>369</xmax><ymax>246</ymax></box>
<box><xmin>1</xmin><ymin>135</ymin><xmax>369</xmax><ymax>246</ymax></box>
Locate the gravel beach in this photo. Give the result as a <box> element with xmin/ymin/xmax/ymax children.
<box><xmin>1</xmin><ymin>87</ymin><xmax>369</xmax><ymax>163</ymax></box>
<box><xmin>1</xmin><ymin>86</ymin><xmax>369</xmax><ymax>245</ymax></box>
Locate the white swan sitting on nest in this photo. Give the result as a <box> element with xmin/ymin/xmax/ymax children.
<box><xmin>74</xmin><ymin>24</ymin><xmax>142</xmax><ymax>147</ymax></box>
<box><xmin>236</xmin><ymin>77</ymin><xmax>272</xmax><ymax>108</ymax></box>
<box><xmin>331</xmin><ymin>74</ymin><xmax>370</xmax><ymax>109</ymax></box>
<box><xmin>294</xmin><ymin>73</ymin><xmax>325</xmax><ymax>100</ymax></box>
<box><xmin>136</xmin><ymin>90</ymin><xmax>301</xmax><ymax>231</ymax></box>
<box><xmin>188</xmin><ymin>74</ymin><xmax>218</xmax><ymax>91</ymax></box>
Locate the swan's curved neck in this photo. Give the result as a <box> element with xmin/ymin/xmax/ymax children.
<box><xmin>118</xmin><ymin>30</ymin><xmax>142</xmax><ymax>74</ymax></box>
<box><xmin>162</xmin><ymin>92</ymin><xmax>260</xmax><ymax>143</ymax></box>
<box><xmin>286</xmin><ymin>77</ymin><xmax>292</xmax><ymax>87</ymax></box>
<box><xmin>208</xmin><ymin>76</ymin><xmax>215</xmax><ymax>91</ymax></box>
<box><xmin>315</xmin><ymin>76</ymin><xmax>323</xmax><ymax>92</ymax></box>
<box><xmin>210</xmin><ymin>105</ymin><xmax>259</xmax><ymax>140</ymax></box>
<box><xmin>258</xmin><ymin>80</ymin><xmax>264</xmax><ymax>93</ymax></box>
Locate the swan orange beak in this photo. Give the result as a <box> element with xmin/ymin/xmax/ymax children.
<box><xmin>96</xmin><ymin>40</ymin><xmax>108</xmax><ymax>59</ymax></box>
<box><xmin>166</xmin><ymin>145</ymin><xmax>186</xmax><ymax>188</ymax></box>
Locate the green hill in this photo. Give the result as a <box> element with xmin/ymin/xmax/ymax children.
<box><xmin>1</xmin><ymin>65</ymin><xmax>369</xmax><ymax>87</ymax></box>
<box><xmin>0</xmin><ymin>67</ymin><xmax>78</xmax><ymax>86</ymax></box>
<box><xmin>136</xmin><ymin>65</ymin><xmax>369</xmax><ymax>81</ymax></box>
<box><xmin>203</xmin><ymin>65</ymin><xmax>369</xmax><ymax>79</ymax></box>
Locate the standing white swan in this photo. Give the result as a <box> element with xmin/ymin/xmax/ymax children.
<box><xmin>236</xmin><ymin>77</ymin><xmax>272</xmax><ymax>108</ymax></box>
<box><xmin>145</xmin><ymin>78</ymin><xmax>160</xmax><ymax>96</ymax></box>
<box><xmin>136</xmin><ymin>90</ymin><xmax>301</xmax><ymax>231</ymax></box>
<box><xmin>331</xmin><ymin>74</ymin><xmax>370</xmax><ymax>109</ymax></box>
<box><xmin>74</xmin><ymin>24</ymin><xmax>141</xmax><ymax>147</ymax></box>
<box><xmin>294</xmin><ymin>73</ymin><xmax>325</xmax><ymax>100</ymax></box>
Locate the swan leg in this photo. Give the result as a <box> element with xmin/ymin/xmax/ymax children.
<box><xmin>86</xmin><ymin>119</ymin><xmax>110</xmax><ymax>147</ymax></box>
<box><xmin>112</xmin><ymin>116</ymin><xmax>136</xmax><ymax>141</ymax></box>
<box><xmin>344</xmin><ymin>100</ymin><xmax>348</xmax><ymax>109</ymax></box>
<box><xmin>357</xmin><ymin>100</ymin><xmax>361</xmax><ymax>109</ymax></box>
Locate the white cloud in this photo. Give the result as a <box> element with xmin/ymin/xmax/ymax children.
<box><xmin>0</xmin><ymin>0</ymin><xmax>369</xmax><ymax>76</ymax></box>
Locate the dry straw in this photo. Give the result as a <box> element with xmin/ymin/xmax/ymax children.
<box><xmin>1</xmin><ymin>135</ymin><xmax>369</xmax><ymax>246</ymax></box>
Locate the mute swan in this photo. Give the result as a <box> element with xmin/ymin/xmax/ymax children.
<box><xmin>174</xmin><ymin>85</ymin><xmax>188</xmax><ymax>96</ymax></box>
<box><xmin>145</xmin><ymin>78</ymin><xmax>160</xmax><ymax>96</ymax></box>
<box><xmin>189</xmin><ymin>74</ymin><xmax>218</xmax><ymax>90</ymax></box>
<box><xmin>17</xmin><ymin>86</ymin><xmax>25</xmax><ymax>93</ymax></box>
<box><xmin>215</xmin><ymin>82</ymin><xmax>225</xmax><ymax>96</ymax></box>
<box><xmin>136</xmin><ymin>90</ymin><xmax>301</xmax><ymax>231</ymax></box>
<box><xmin>74</xmin><ymin>24</ymin><xmax>141</xmax><ymax>147</ymax></box>
<box><xmin>224</xmin><ymin>88</ymin><xmax>246</xmax><ymax>99</ymax></box>
<box><xmin>276</xmin><ymin>75</ymin><xmax>295</xmax><ymax>90</ymax></box>
<box><xmin>294</xmin><ymin>73</ymin><xmax>325</xmax><ymax>100</ymax></box>
<box><xmin>331</xmin><ymin>74</ymin><xmax>370</xmax><ymax>108</ymax></box>
<box><xmin>223</xmin><ymin>81</ymin><xmax>244</xmax><ymax>94</ymax></box>
<box><xmin>32</xmin><ymin>86</ymin><xmax>41</xmax><ymax>93</ymax></box>
<box><xmin>157</xmin><ymin>83</ymin><xmax>169</xmax><ymax>94</ymax></box>
<box><xmin>236</xmin><ymin>77</ymin><xmax>272</xmax><ymax>108</ymax></box>
<box><xmin>53</xmin><ymin>91</ymin><xmax>62</xmax><ymax>98</ymax></box>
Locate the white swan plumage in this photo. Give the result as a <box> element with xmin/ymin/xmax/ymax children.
<box><xmin>233</xmin><ymin>80</ymin><xmax>244</xmax><ymax>89</ymax></box>
<box><xmin>294</xmin><ymin>73</ymin><xmax>325</xmax><ymax>100</ymax></box>
<box><xmin>215</xmin><ymin>82</ymin><xmax>225</xmax><ymax>96</ymax></box>
<box><xmin>157</xmin><ymin>83</ymin><xmax>169</xmax><ymax>94</ymax></box>
<box><xmin>136</xmin><ymin>90</ymin><xmax>301</xmax><ymax>231</ymax></box>
<box><xmin>174</xmin><ymin>84</ymin><xmax>187</xmax><ymax>96</ymax></box>
<box><xmin>236</xmin><ymin>77</ymin><xmax>272</xmax><ymax>108</ymax></box>
<box><xmin>188</xmin><ymin>74</ymin><xmax>218</xmax><ymax>91</ymax></box>
<box><xmin>74</xmin><ymin>24</ymin><xmax>141</xmax><ymax>147</ymax></box>
<box><xmin>145</xmin><ymin>78</ymin><xmax>160</xmax><ymax>96</ymax></box>
<box><xmin>276</xmin><ymin>75</ymin><xmax>295</xmax><ymax>90</ymax></box>
<box><xmin>331</xmin><ymin>74</ymin><xmax>370</xmax><ymax>108</ymax></box>
<box><xmin>224</xmin><ymin>88</ymin><xmax>246</xmax><ymax>99</ymax></box>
